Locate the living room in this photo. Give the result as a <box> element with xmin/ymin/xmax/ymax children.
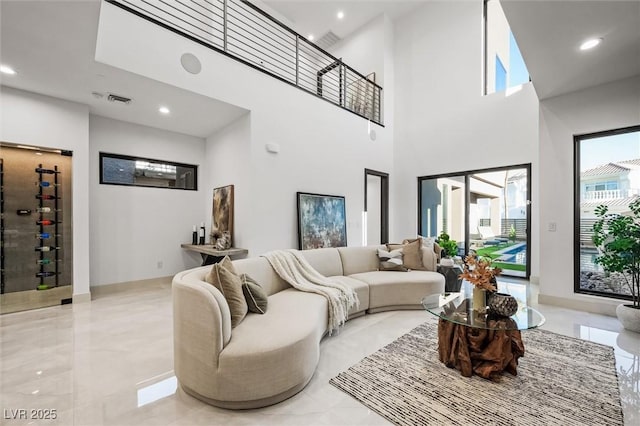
<box><xmin>1</xmin><ymin>0</ymin><xmax>639</xmax><ymax>424</ymax></box>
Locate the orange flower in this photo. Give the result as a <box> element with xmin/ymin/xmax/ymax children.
<box><xmin>458</xmin><ymin>254</ymin><xmax>502</xmax><ymax>291</ymax></box>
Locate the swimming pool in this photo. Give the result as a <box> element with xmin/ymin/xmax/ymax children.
<box><xmin>495</xmin><ymin>243</ymin><xmax>527</xmax><ymax>264</ymax></box>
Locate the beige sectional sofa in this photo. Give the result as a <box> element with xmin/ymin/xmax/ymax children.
<box><xmin>172</xmin><ymin>245</ymin><xmax>444</xmax><ymax>409</ymax></box>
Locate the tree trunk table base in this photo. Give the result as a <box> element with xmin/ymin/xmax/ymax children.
<box><xmin>437</xmin><ymin>317</ymin><xmax>525</xmax><ymax>381</ymax></box>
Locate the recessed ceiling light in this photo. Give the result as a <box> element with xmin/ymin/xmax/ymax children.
<box><xmin>337</xmin><ymin>11</ymin><xmax>345</xmax><ymax>20</ymax></box>
<box><xmin>580</xmin><ymin>38</ymin><xmax>602</xmax><ymax>51</ymax></box>
<box><xmin>159</xmin><ymin>106</ymin><xmax>170</xmax><ymax>115</ymax></box>
<box><xmin>307</xmin><ymin>34</ymin><xmax>314</xmax><ymax>41</ymax></box>
<box><xmin>0</xmin><ymin>65</ymin><xmax>16</xmax><ymax>75</ymax></box>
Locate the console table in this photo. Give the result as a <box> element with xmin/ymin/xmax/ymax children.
<box><xmin>180</xmin><ymin>244</ymin><xmax>248</xmax><ymax>266</ymax></box>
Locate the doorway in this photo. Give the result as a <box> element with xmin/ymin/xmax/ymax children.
<box><xmin>364</xmin><ymin>169</ymin><xmax>389</xmax><ymax>245</ymax></box>
<box><xmin>418</xmin><ymin>164</ymin><xmax>531</xmax><ymax>278</ymax></box>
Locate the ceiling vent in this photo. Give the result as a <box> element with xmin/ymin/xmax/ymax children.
<box><xmin>107</xmin><ymin>93</ymin><xmax>132</xmax><ymax>105</ymax></box>
<box><xmin>315</xmin><ymin>31</ymin><xmax>341</xmax><ymax>50</ymax></box>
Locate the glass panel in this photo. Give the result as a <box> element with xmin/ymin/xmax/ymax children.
<box><xmin>470</xmin><ymin>168</ymin><xmax>528</xmax><ymax>277</ymax></box>
<box><xmin>485</xmin><ymin>0</ymin><xmax>530</xmax><ymax>95</ymax></box>
<box><xmin>100</xmin><ymin>153</ymin><xmax>197</xmax><ymax>190</ymax></box>
<box><xmin>577</xmin><ymin>127</ymin><xmax>640</xmax><ymax>299</ymax></box>
<box><xmin>419</xmin><ymin>175</ymin><xmax>466</xmax><ymax>257</ymax></box>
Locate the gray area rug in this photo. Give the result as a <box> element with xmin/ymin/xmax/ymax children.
<box><xmin>330</xmin><ymin>320</ymin><xmax>623</xmax><ymax>426</ymax></box>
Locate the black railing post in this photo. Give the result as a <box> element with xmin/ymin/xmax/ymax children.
<box><xmin>377</xmin><ymin>87</ymin><xmax>382</xmax><ymax>123</ymax></box>
<box><xmin>223</xmin><ymin>0</ymin><xmax>228</xmax><ymax>51</ymax></box>
<box><xmin>339</xmin><ymin>60</ymin><xmax>344</xmax><ymax>107</ymax></box>
<box><xmin>343</xmin><ymin>66</ymin><xmax>348</xmax><ymax>108</ymax></box>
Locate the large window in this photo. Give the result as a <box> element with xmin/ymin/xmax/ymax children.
<box><xmin>100</xmin><ymin>153</ymin><xmax>198</xmax><ymax>190</ymax></box>
<box><xmin>575</xmin><ymin>125</ymin><xmax>640</xmax><ymax>300</ymax></box>
<box><xmin>484</xmin><ymin>0</ymin><xmax>529</xmax><ymax>95</ymax></box>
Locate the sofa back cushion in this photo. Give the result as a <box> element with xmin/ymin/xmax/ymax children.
<box><xmin>233</xmin><ymin>257</ymin><xmax>290</xmax><ymax>296</ymax></box>
<box><xmin>337</xmin><ymin>246</ymin><xmax>382</xmax><ymax>276</ymax></box>
<box><xmin>421</xmin><ymin>247</ymin><xmax>437</xmax><ymax>271</ymax></box>
<box><xmin>298</xmin><ymin>248</ymin><xmax>344</xmax><ymax>277</ymax></box>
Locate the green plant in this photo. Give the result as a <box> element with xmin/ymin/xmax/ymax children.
<box><xmin>509</xmin><ymin>224</ymin><xmax>517</xmax><ymax>242</ymax></box>
<box><xmin>436</xmin><ymin>231</ymin><xmax>458</xmax><ymax>258</ymax></box>
<box><xmin>592</xmin><ymin>199</ymin><xmax>640</xmax><ymax>309</ymax></box>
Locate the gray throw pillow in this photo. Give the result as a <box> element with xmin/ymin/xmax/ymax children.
<box><xmin>377</xmin><ymin>248</ymin><xmax>409</xmax><ymax>272</ymax></box>
<box><xmin>241</xmin><ymin>274</ymin><xmax>268</xmax><ymax>314</ymax></box>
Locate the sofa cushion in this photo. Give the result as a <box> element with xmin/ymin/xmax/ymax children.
<box><xmin>206</xmin><ymin>260</ymin><xmax>248</xmax><ymax>328</ymax></box>
<box><xmin>388</xmin><ymin>238</ymin><xmax>426</xmax><ymax>270</ymax></box>
<box><xmin>349</xmin><ymin>270</ymin><xmax>445</xmax><ymax>311</ymax></box>
<box><xmin>216</xmin><ymin>289</ymin><xmax>328</xmax><ymax>401</ymax></box>
<box><xmin>377</xmin><ymin>248</ymin><xmax>409</xmax><ymax>272</ymax></box>
<box><xmin>233</xmin><ymin>257</ymin><xmax>290</xmax><ymax>296</ymax></box>
<box><xmin>329</xmin><ymin>275</ymin><xmax>369</xmax><ymax>315</ymax></box>
<box><xmin>241</xmin><ymin>274</ymin><xmax>268</xmax><ymax>314</ymax></box>
<box><xmin>298</xmin><ymin>248</ymin><xmax>344</xmax><ymax>277</ymax></box>
<box><xmin>337</xmin><ymin>246</ymin><xmax>382</xmax><ymax>275</ymax></box>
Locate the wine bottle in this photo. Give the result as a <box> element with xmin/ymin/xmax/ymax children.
<box><xmin>35</xmin><ymin>194</ymin><xmax>59</xmax><ymax>200</ymax></box>
<box><xmin>36</xmin><ymin>207</ymin><xmax>61</xmax><ymax>213</ymax></box>
<box><xmin>35</xmin><ymin>246</ymin><xmax>60</xmax><ymax>252</ymax></box>
<box><xmin>192</xmin><ymin>225</ymin><xmax>198</xmax><ymax>245</ymax></box>
<box><xmin>35</xmin><ymin>271</ymin><xmax>59</xmax><ymax>278</ymax></box>
<box><xmin>35</xmin><ymin>182</ymin><xmax>60</xmax><ymax>187</ymax></box>
<box><xmin>36</xmin><ymin>233</ymin><xmax>51</xmax><ymax>239</ymax></box>
<box><xmin>37</xmin><ymin>259</ymin><xmax>56</xmax><ymax>265</ymax></box>
<box><xmin>34</xmin><ymin>167</ymin><xmax>59</xmax><ymax>174</ymax></box>
<box><xmin>36</xmin><ymin>220</ymin><xmax>58</xmax><ymax>225</ymax></box>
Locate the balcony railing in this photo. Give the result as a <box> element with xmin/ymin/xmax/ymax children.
<box><xmin>106</xmin><ymin>0</ymin><xmax>383</xmax><ymax>125</ymax></box>
<box><xmin>583</xmin><ymin>189</ymin><xmax>637</xmax><ymax>201</ymax></box>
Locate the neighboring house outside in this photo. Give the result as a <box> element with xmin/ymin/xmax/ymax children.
<box><xmin>579</xmin><ymin>159</ymin><xmax>640</xmax><ymax>249</ymax></box>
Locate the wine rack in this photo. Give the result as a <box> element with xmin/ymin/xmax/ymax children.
<box><xmin>1</xmin><ymin>158</ymin><xmax>5</xmax><ymax>295</ymax></box>
<box><xmin>35</xmin><ymin>164</ymin><xmax>60</xmax><ymax>290</ymax></box>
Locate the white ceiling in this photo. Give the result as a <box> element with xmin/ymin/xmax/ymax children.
<box><xmin>0</xmin><ymin>0</ymin><xmax>248</xmax><ymax>139</ymax></box>
<box><xmin>501</xmin><ymin>0</ymin><xmax>640</xmax><ymax>100</ymax></box>
<box><xmin>262</xmin><ymin>0</ymin><xmax>421</xmax><ymax>43</ymax></box>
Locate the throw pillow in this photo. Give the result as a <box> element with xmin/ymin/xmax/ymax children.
<box><xmin>205</xmin><ymin>257</ymin><xmax>247</xmax><ymax>328</ymax></box>
<box><xmin>241</xmin><ymin>274</ymin><xmax>268</xmax><ymax>314</ymax></box>
<box><xmin>377</xmin><ymin>248</ymin><xmax>408</xmax><ymax>272</ymax></box>
<box><xmin>392</xmin><ymin>238</ymin><xmax>427</xmax><ymax>270</ymax></box>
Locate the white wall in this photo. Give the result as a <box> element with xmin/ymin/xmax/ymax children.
<box><xmin>89</xmin><ymin>115</ymin><xmax>205</xmax><ymax>286</ymax></box>
<box><xmin>0</xmin><ymin>86</ymin><xmax>91</xmax><ymax>300</ymax></box>
<box><xmin>204</xmin><ymin>113</ymin><xmax>251</xmax><ymax>252</ymax></box>
<box><xmin>538</xmin><ymin>75</ymin><xmax>640</xmax><ymax>314</ymax></box>
<box><xmin>392</xmin><ymin>1</ymin><xmax>540</xmax><ymax>276</ymax></box>
<box><xmin>96</xmin><ymin>2</ymin><xmax>394</xmax><ymax>256</ymax></box>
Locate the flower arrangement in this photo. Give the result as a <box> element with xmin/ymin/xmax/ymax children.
<box><xmin>459</xmin><ymin>254</ymin><xmax>502</xmax><ymax>292</ymax></box>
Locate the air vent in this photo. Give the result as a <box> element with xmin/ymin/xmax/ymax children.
<box><xmin>107</xmin><ymin>93</ymin><xmax>132</xmax><ymax>104</ymax></box>
<box><xmin>316</xmin><ymin>31</ymin><xmax>341</xmax><ymax>50</ymax></box>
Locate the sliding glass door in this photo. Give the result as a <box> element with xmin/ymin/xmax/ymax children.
<box><xmin>418</xmin><ymin>164</ymin><xmax>531</xmax><ymax>278</ymax></box>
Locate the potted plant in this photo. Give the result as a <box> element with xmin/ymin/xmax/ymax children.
<box><xmin>437</xmin><ymin>231</ymin><xmax>458</xmax><ymax>258</ymax></box>
<box><xmin>592</xmin><ymin>199</ymin><xmax>640</xmax><ymax>333</ymax></box>
<box><xmin>458</xmin><ymin>254</ymin><xmax>513</xmax><ymax>314</ymax></box>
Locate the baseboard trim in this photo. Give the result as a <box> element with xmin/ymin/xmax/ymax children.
<box><xmin>72</xmin><ymin>293</ymin><xmax>91</xmax><ymax>304</ymax></box>
<box><xmin>538</xmin><ymin>293</ymin><xmax>620</xmax><ymax>317</ymax></box>
<box><xmin>91</xmin><ymin>276</ymin><xmax>173</xmax><ymax>298</ymax></box>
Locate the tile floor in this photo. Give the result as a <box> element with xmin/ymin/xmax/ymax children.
<box><xmin>1</xmin><ymin>279</ymin><xmax>638</xmax><ymax>426</ymax></box>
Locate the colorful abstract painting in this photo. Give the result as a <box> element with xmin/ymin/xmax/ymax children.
<box><xmin>297</xmin><ymin>192</ymin><xmax>347</xmax><ymax>250</ymax></box>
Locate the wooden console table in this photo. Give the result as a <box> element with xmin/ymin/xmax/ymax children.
<box><xmin>180</xmin><ymin>244</ymin><xmax>248</xmax><ymax>266</ymax></box>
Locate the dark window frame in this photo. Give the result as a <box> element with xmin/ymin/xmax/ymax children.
<box><xmin>99</xmin><ymin>152</ymin><xmax>198</xmax><ymax>191</ymax></box>
<box><xmin>573</xmin><ymin>124</ymin><xmax>640</xmax><ymax>301</ymax></box>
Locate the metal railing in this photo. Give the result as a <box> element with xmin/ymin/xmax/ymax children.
<box><xmin>106</xmin><ymin>0</ymin><xmax>383</xmax><ymax>125</ymax></box>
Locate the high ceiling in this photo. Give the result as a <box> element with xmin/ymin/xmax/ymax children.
<box><xmin>501</xmin><ymin>0</ymin><xmax>640</xmax><ymax>100</ymax></box>
<box><xmin>0</xmin><ymin>0</ymin><xmax>248</xmax><ymax>138</ymax></box>
<box><xmin>1</xmin><ymin>0</ymin><xmax>638</xmax><ymax>137</ymax></box>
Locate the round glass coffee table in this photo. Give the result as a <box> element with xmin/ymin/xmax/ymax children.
<box><xmin>422</xmin><ymin>286</ymin><xmax>545</xmax><ymax>381</ymax></box>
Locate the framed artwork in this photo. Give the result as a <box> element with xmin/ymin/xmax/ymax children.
<box><xmin>212</xmin><ymin>185</ymin><xmax>234</xmax><ymax>244</ymax></box>
<box><xmin>297</xmin><ymin>192</ymin><xmax>347</xmax><ymax>250</ymax></box>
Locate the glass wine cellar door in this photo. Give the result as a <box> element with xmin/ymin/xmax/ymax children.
<box><xmin>0</xmin><ymin>143</ymin><xmax>73</xmax><ymax>314</ymax></box>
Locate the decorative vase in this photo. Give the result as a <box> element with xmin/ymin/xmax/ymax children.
<box><xmin>487</xmin><ymin>292</ymin><xmax>518</xmax><ymax>317</ymax></box>
<box><xmin>616</xmin><ymin>304</ymin><xmax>640</xmax><ymax>333</ymax></box>
<box><xmin>472</xmin><ymin>287</ymin><xmax>486</xmax><ymax>312</ymax></box>
<box><xmin>215</xmin><ymin>231</ymin><xmax>232</xmax><ymax>250</ymax></box>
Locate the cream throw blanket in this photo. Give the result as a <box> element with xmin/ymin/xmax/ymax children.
<box><xmin>263</xmin><ymin>250</ymin><xmax>359</xmax><ymax>334</ymax></box>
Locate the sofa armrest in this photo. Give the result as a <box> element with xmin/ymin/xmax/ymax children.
<box><xmin>421</xmin><ymin>247</ymin><xmax>438</xmax><ymax>271</ymax></box>
<box><xmin>172</xmin><ymin>273</ymin><xmax>231</xmax><ymax>389</ymax></box>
